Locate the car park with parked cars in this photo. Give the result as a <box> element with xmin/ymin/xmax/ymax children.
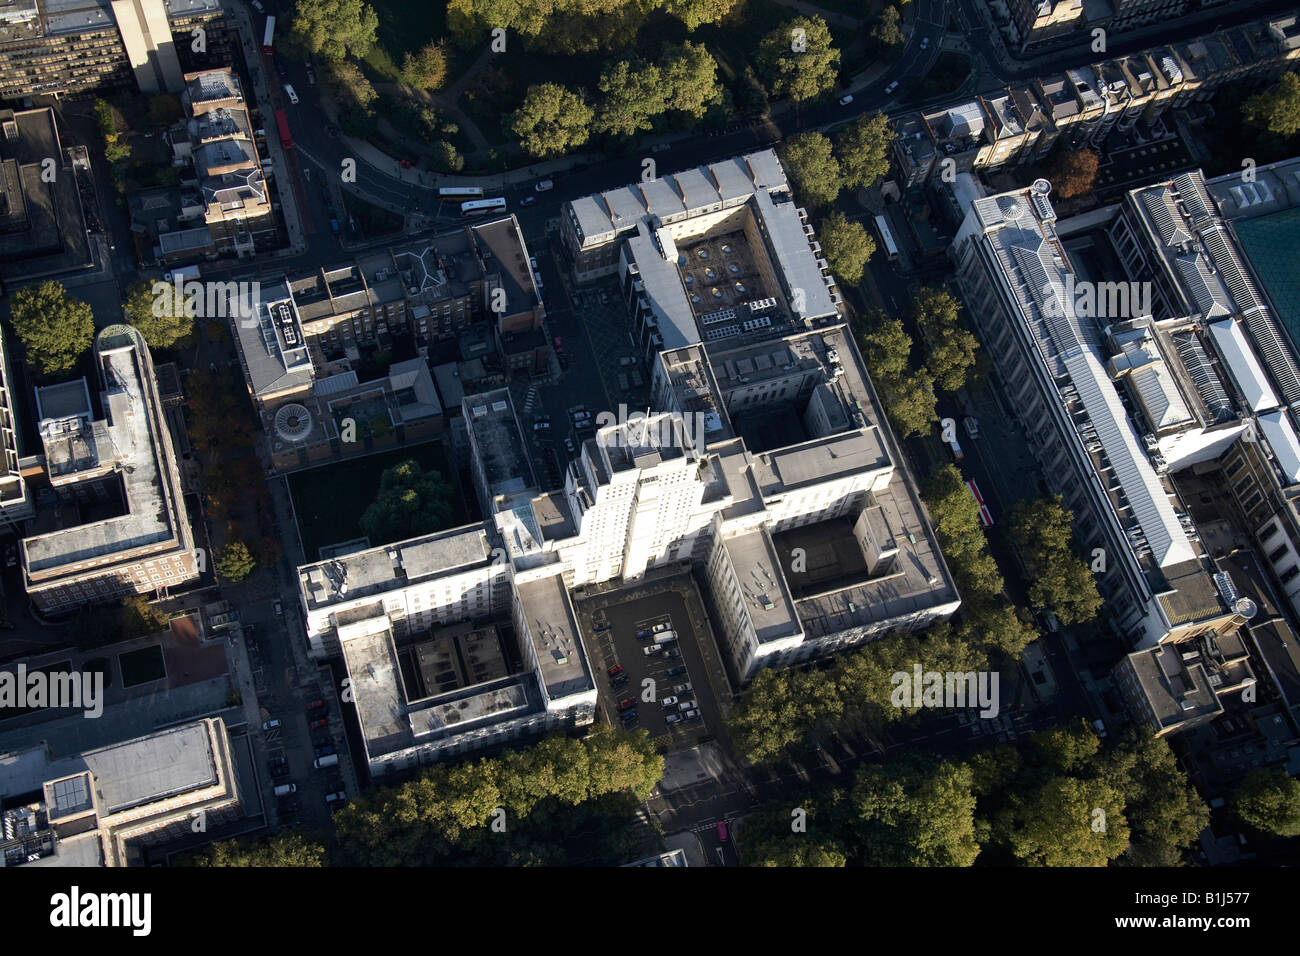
<box><xmin>661</xmin><ymin>696</ymin><xmax>678</xmax><ymax>707</ymax></box>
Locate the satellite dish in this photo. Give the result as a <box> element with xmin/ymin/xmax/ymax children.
<box><xmin>274</xmin><ymin>403</ymin><xmax>313</xmax><ymax>443</ymax></box>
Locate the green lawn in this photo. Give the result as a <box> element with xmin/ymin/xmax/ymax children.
<box><xmin>289</xmin><ymin>441</ymin><xmax>466</xmax><ymax>561</ymax></box>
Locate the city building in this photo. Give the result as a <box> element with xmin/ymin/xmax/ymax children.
<box><xmin>950</xmin><ymin>177</ymin><xmax>1254</xmax><ymax>648</ymax></box>
<box><xmin>0</xmin><ymin>0</ymin><xmax>234</xmax><ymax>100</ymax></box>
<box><xmin>0</xmin><ymin>107</ymin><xmax>94</xmax><ymax>283</ymax></box>
<box><xmin>0</xmin><ymin>323</ymin><xmax>33</xmax><ymax>527</ymax></box>
<box><xmin>292</xmin><ymin>150</ymin><xmax>958</xmax><ymax>763</ymax></box>
<box><xmin>1115</xmin><ymin>628</ymin><xmax>1256</xmax><ymax>736</ymax></box>
<box><xmin>1108</xmin><ymin>165</ymin><xmax>1300</xmax><ymax>621</ymax></box>
<box><xmin>20</xmin><ymin>324</ymin><xmax>199</xmax><ymax>612</ymax></box>
<box><xmin>0</xmin><ymin>717</ymin><xmax>242</xmax><ymax>867</ymax></box>
<box><xmin>174</xmin><ymin>69</ymin><xmax>274</xmax><ymax>258</ymax></box>
<box><xmin>562</xmin><ymin>150</ymin><xmax>842</xmax><ymax>361</ymax></box>
<box><xmin>893</xmin><ymin>13</ymin><xmax>1300</xmax><ymax>188</ymax></box>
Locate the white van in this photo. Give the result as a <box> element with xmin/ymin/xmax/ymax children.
<box><xmin>534</xmin><ymin>179</ymin><xmax>554</xmax><ymax>192</ymax></box>
<box><xmin>273</xmin><ymin>783</ymin><xmax>296</xmax><ymax>797</ymax></box>
<box><xmin>284</xmin><ymin>83</ymin><xmax>299</xmax><ymax>105</ymax></box>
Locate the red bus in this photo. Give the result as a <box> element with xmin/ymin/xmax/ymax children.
<box><xmin>275</xmin><ymin>108</ymin><xmax>292</xmax><ymax>150</ymax></box>
<box><xmin>967</xmin><ymin>480</ymin><xmax>993</xmax><ymax>529</ymax></box>
<box><xmin>262</xmin><ymin>15</ymin><xmax>275</xmax><ymax>55</ymax></box>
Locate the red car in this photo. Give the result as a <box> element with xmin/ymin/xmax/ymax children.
<box><xmin>306</xmin><ymin>699</ymin><xmax>326</xmax><ymax>713</ymax></box>
<box><xmin>618</xmin><ymin>697</ymin><xmax>637</xmax><ymax>712</ymax></box>
<box><xmin>399</xmin><ymin>159</ymin><xmax>412</xmax><ymax>168</ymax></box>
<box><xmin>607</xmin><ymin>664</ymin><xmax>624</xmax><ymax>677</ymax></box>
<box><xmin>309</xmin><ymin>717</ymin><xmax>328</xmax><ymax>730</ymax></box>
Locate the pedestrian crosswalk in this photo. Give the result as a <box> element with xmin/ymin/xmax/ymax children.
<box><xmin>522</xmin><ymin>387</ymin><xmax>538</xmax><ymax>412</ymax></box>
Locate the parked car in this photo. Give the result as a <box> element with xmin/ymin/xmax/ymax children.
<box><xmin>963</xmin><ymin>416</ymin><xmax>980</xmax><ymax>440</ymax></box>
<box><xmin>678</xmin><ymin>700</ymin><xmax>698</xmax><ymax>712</ymax></box>
<box><xmin>683</xmin><ymin>709</ymin><xmax>700</xmax><ymax>720</ymax></box>
<box><xmin>673</xmin><ymin>683</ymin><xmax>693</xmax><ymax>695</ymax></box>
<box><xmin>520</xmin><ymin>195</ymin><xmax>538</xmax><ymax>206</ymax></box>
<box><xmin>309</xmin><ymin>717</ymin><xmax>328</xmax><ymax>731</ymax></box>
<box><xmin>273</xmin><ymin>599</ymin><xmax>283</xmax><ymax>616</ymax></box>
<box><xmin>838</xmin><ymin>93</ymin><xmax>854</xmax><ymax>106</ymax></box>
<box><xmin>564</xmin><ymin>437</ymin><xmax>577</xmax><ymax>454</ymax></box>
<box><xmin>313</xmin><ymin>744</ymin><xmax>335</xmax><ymax>758</ymax></box>
<box><xmin>1093</xmin><ymin>718</ymin><xmax>1108</xmax><ymax>738</ymax></box>
<box><xmin>650</xmin><ymin>143</ymin><xmax>671</xmax><ymax>153</ymax></box>
<box><xmin>643</xmin><ymin>645</ymin><xmax>663</xmax><ymax>656</ymax></box>
<box><xmin>595</xmin><ymin>621</ymin><xmax>612</xmax><ymax>632</ymax></box>
<box><xmin>325</xmin><ymin>791</ymin><xmax>347</xmax><ymax>802</ymax></box>
<box><xmin>535</xmin><ymin>179</ymin><xmax>555</xmax><ymax>191</ymax></box>
<box><xmin>635</xmin><ymin>629</ymin><xmax>652</xmax><ymax>641</ymax></box>
<box><xmin>607</xmin><ymin>663</ymin><xmax>624</xmax><ymax>677</ymax></box>
<box><xmin>306</xmin><ymin>699</ymin><xmax>326</xmax><ymax>713</ymax></box>
<box><xmin>250</xmin><ymin>0</ymin><xmax>264</xmax><ymax>12</ymax></box>
<box><xmin>262</xmin><ymin>719</ymin><xmax>281</xmax><ymax>731</ymax></box>
<box><xmin>618</xmin><ymin>697</ymin><xmax>638</xmax><ymax>712</ymax></box>
<box><xmin>652</xmin><ymin>622</ymin><xmax>672</xmax><ymax>632</ymax></box>
<box><xmin>884</xmin><ymin>80</ymin><xmax>900</xmax><ymax>95</ymax></box>
<box><xmin>620</xmin><ymin>710</ymin><xmax>639</xmax><ymax>724</ymax></box>
<box><xmin>611</xmin><ymin>674</ymin><xmax>629</xmax><ymax>688</ymax></box>
<box><xmin>661</xmin><ymin>696</ymin><xmax>679</xmax><ymax>707</ymax></box>
<box><xmin>665</xmin><ymin>713</ymin><xmax>682</xmax><ymax>725</ymax></box>
<box><xmin>666</xmin><ymin>666</ymin><xmax>687</xmax><ymax>677</ymax></box>
<box><xmin>533</xmin><ymin>421</ymin><xmax>551</xmax><ymax>431</ymax></box>
<box><xmin>663</xmin><ymin>648</ymin><xmax>680</xmax><ymax>659</ymax></box>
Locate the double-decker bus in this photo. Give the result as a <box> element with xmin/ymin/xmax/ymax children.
<box><xmin>439</xmin><ymin>186</ymin><xmax>485</xmax><ymax>201</ymax></box>
<box><xmin>873</xmin><ymin>214</ymin><xmax>899</xmax><ymax>261</ymax></box>
<box><xmin>460</xmin><ymin>197</ymin><xmax>507</xmax><ymax>217</ymax></box>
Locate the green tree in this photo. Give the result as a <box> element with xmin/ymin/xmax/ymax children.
<box><xmin>596</xmin><ymin>59</ymin><xmax>665</xmax><ymax>137</ymax></box>
<box><xmin>858</xmin><ymin>316</ymin><xmax>912</xmax><ymax>381</ymax></box>
<box><xmin>359</xmin><ymin>459</ymin><xmax>455</xmax><ymax>543</ymax></box>
<box><xmin>1003</xmin><ymin>775</ymin><xmax>1129</xmax><ymax>866</ymax></box>
<box><xmin>187</xmin><ymin>831</ymin><xmax>326</xmax><ymax>866</ymax></box>
<box><xmin>511</xmin><ymin>83</ymin><xmax>593</xmax><ymax>158</ymax></box>
<box><xmin>9</xmin><ymin>281</ymin><xmax>95</xmax><ymax>379</ymax></box>
<box><xmin>216</xmin><ymin>540</ymin><xmax>257</xmax><ymax>583</ymax></box>
<box><xmin>663</xmin><ymin>0</ymin><xmax>739</xmax><ymax>30</ymax></box>
<box><xmin>870</xmin><ymin>5</ymin><xmax>904</xmax><ymax>50</ymax></box>
<box><xmin>960</xmin><ymin>602</ymin><xmax>1036</xmax><ymax>658</ymax></box>
<box><xmin>1008</xmin><ymin>497</ymin><xmax>1102</xmax><ymax>625</ymax></box>
<box><xmin>1233</xmin><ymin>768</ymin><xmax>1300</xmax><ymax>837</ymax></box>
<box><xmin>754</xmin><ymin>841</ymin><xmax>847</xmax><ymax>866</ymax></box>
<box><xmin>120</xmin><ymin>594</ymin><xmax>171</xmax><ymax>638</ymax></box>
<box><xmin>884</xmin><ymin>369</ymin><xmax>939</xmax><ymax>438</ymax></box>
<box><xmin>328</xmin><ymin>59</ymin><xmax>378</xmax><ymax>111</ymax></box>
<box><xmin>818</xmin><ymin>211</ymin><xmax>875</xmax><ymax>284</ymax></box>
<box><xmin>401</xmin><ymin>40</ymin><xmax>448</xmax><ymax>90</ymax></box>
<box><xmin>737</xmin><ymin>66</ymin><xmax>770</xmax><ymax>118</ymax></box>
<box><xmin>1243</xmin><ymin>72</ymin><xmax>1300</xmax><ymax>139</ymax></box>
<box><xmin>758</xmin><ymin>16</ymin><xmax>840</xmax><ymax>103</ymax></box>
<box><xmin>912</xmin><ymin>285</ymin><xmax>978</xmax><ymax>392</ymax></box>
<box><xmin>289</xmin><ymin>0</ymin><xmax>378</xmax><ymax>62</ymax></box>
<box><xmin>122</xmin><ymin>281</ymin><xmax>195</xmax><ymax>350</ymax></box>
<box><xmin>852</xmin><ymin>759</ymin><xmax>980</xmax><ymax>866</ymax></box>
<box><xmin>779</xmin><ymin>131</ymin><xmax>841</xmax><ymax>206</ymax></box>
<box><xmin>659</xmin><ymin>42</ymin><xmax>723</xmax><ymax>122</ymax></box>
<box><xmin>1107</xmin><ymin>731</ymin><xmax>1209</xmax><ymax>865</ymax></box>
<box><xmin>835</xmin><ymin>112</ymin><xmax>894</xmax><ymax>191</ymax></box>
<box><xmin>429</xmin><ymin>140</ymin><xmax>465</xmax><ymax>173</ymax></box>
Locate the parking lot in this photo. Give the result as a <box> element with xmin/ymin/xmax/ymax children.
<box><xmin>577</xmin><ymin>583</ymin><xmax>728</xmax><ymax>749</ymax></box>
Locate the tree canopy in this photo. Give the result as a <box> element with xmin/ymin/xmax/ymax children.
<box><xmin>911</xmin><ymin>285</ymin><xmax>978</xmax><ymax>393</ymax></box>
<box><xmin>359</xmin><ymin>459</ymin><xmax>456</xmax><ymax>544</ymax></box>
<box><xmin>1243</xmin><ymin>72</ymin><xmax>1300</xmax><ymax>139</ymax></box>
<box><xmin>1008</xmin><ymin>496</ymin><xmax>1102</xmax><ymax>626</ymax></box>
<box><xmin>779</xmin><ymin>131</ymin><xmax>842</xmax><ymax>206</ymax></box>
<box><xmin>401</xmin><ymin>41</ymin><xmax>449</xmax><ymax>91</ymax></box>
<box><xmin>334</xmin><ymin>727</ymin><xmax>663</xmax><ymax>865</ymax></box>
<box><xmin>122</xmin><ymin>281</ymin><xmax>195</xmax><ymax>351</ymax></box>
<box><xmin>216</xmin><ymin>540</ymin><xmax>257</xmax><ymax>583</ymax></box>
<box><xmin>289</xmin><ymin>0</ymin><xmax>378</xmax><ymax>62</ymax></box>
<box><xmin>758</xmin><ymin>16</ymin><xmax>840</xmax><ymax>104</ymax></box>
<box><xmin>836</xmin><ymin>112</ymin><xmax>894</xmax><ymax>191</ymax></box>
<box><xmin>511</xmin><ymin>83</ymin><xmax>594</xmax><ymax>158</ymax></box>
<box><xmin>818</xmin><ymin>211</ymin><xmax>875</xmax><ymax>285</ymax></box>
<box><xmin>1233</xmin><ymin>768</ymin><xmax>1300</xmax><ymax>837</ymax></box>
<box><xmin>8</xmin><ymin>281</ymin><xmax>96</xmax><ymax>379</ymax></box>
<box><xmin>186</xmin><ymin>831</ymin><xmax>326</xmax><ymax>867</ymax></box>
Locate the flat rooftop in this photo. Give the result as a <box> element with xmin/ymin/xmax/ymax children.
<box><xmin>464</xmin><ymin>390</ymin><xmax>536</xmax><ymax>498</ymax></box>
<box><xmin>719</xmin><ymin>527</ymin><xmax>800</xmax><ymax>644</ymax></box>
<box><xmin>515</xmin><ymin>572</ymin><xmax>593</xmax><ymax>700</ymax></box>
<box><xmin>299</xmin><ymin>524</ymin><xmax>493</xmax><ymax>611</ymax></box>
<box><xmin>23</xmin><ymin>327</ymin><xmax>185</xmax><ymax>575</ymax></box>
